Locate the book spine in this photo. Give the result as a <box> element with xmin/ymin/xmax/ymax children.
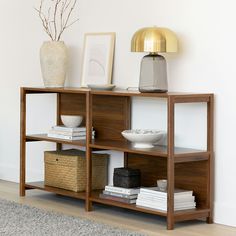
<box><xmin>140</xmin><ymin>189</ymin><xmax>193</xmax><ymax>197</ymax></box>
<box><xmin>48</xmin><ymin>130</ymin><xmax>95</xmax><ymax>136</ymax></box>
<box><xmin>138</xmin><ymin>193</ymin><xmax>195</xmax><ymax>202</ymax></box>
<box><xmin>102</xmin><ymin>190</ymin><xmax>138</xmax><ymax>199</ymax></box>
<box><xmin>104</xmin><ymin>186</ymin><xmax>140</xmax><ymax>195</ymax></box>
<box><xmin>137</xmin><ymin>198</ymin><xmax>196</xmax><ymax>209</ymax></box>
<box><xmin>136</xmin><ymin>200</ymin><xmax>167</xmax><ymax>211</ymax></box>
<box><xmin>52</xmin><ymin>126</ymin><xmax>87</xmax><ymax>132</ymax></box>
<box><xmin>99</xmin><ymin>194</ymin><xmax>136</xmax><ymax>204</ymax></box>
<box><xmin>48</xmin><ymin>133</ymin><xmax>94</xmax><ymax>140</ymax></box>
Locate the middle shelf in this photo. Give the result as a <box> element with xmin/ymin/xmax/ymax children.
<box><xmin>26</xmin><ymin>134</ymin><xmax>209</xmax><ymax>162</ymax></box>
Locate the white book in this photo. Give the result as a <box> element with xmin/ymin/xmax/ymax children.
<box><xmin>136</xmin><ymin>200</ymin><xmax>196</xmax><ymax>211</ymax></box>
<box><xmin>137</xmin><ymin>197</ymin><xmax>196</xmax><ymax>208</ymax></box>
<box><xmin>105</xmin><ymin>186</ymin><xmax>140</xmax><ymax>195</ymax></box>
<box><xmin>140</xmin><ymin>187</ymin><xmax>193</xmax><ymax>197</ymax></box>
<box><xmin>48</xmin><ymin>133</ymin><xmax>94</xmax><ymax>140</ymax></box>
<box><xmin>137</xmin><ymin>192</ymin><xmax>195</xmax><ymax>202</ymax></box>
<box><xmin>51</xmin><ymin>125</ymin><xmax>88</xmax><ymax>132</ymax></box>
<box><xmin>48</xmin><ymin>130</ymin><xmax>95</xmax><ymax>137</ymax></box>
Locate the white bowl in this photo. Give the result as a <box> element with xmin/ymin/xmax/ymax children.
<box><xmin>61</xmin><ymin>115</ymin><xmax>83</xmax><ymax>128</ymax></box>
<box><xmin>121</xmin><ymin>129</ymin><xmax>165</xmax><ymax>148</ymax></box>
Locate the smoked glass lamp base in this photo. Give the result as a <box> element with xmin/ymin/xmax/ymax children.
<box><xmin>139</xmin><ymin>54</ymin><xmax>168</xmax><ymax>93</ymax></box>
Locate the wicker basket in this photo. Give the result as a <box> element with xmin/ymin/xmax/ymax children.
<box><xmin>44</xmin><ymin>149</ymin><xmax>108</xmax><ymax>192</ymax></box>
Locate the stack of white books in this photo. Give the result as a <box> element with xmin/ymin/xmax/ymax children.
<box><xmin>48</xmin><ymin>125</ymin><xmax>95</xmax><ymax>141</ymax></box>
<box><xmin>99</xmin><ymin>185</ymin><xmax>140</xmax><ymax>204</ymax></box>
<box><xmin>136</xmin><ymin>187</ymin><xmax>196</xmax><ymax>211</ymax></box>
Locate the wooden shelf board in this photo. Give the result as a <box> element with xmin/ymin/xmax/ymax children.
<box><xmin>90</xmin><ymin>190</ymin><xmax>209</xmax><ymax>218</ymax></box>
<box><xmin>26</xmin><ymin>134</ymin><xmax>87</xmax><ymax>147</ymax></box>
<box><xmin>25</xmin><ymin>182</ymin><xmax>86</xmax><ymax>200</ymax></box>
<box><xmin>91</xmin><ymin>89</ymin><xmax>212</xmax><ymax>100</ymax></box>
<box><xmin>90</xmin><ymin>190</ymin><xmax>167</xmax><ymax>216</ymax></box>
<box><xmin>22</xmin><ymin>87</ymin><xmax>212</xmax><ymax>102</ymax></box>
<box><xmin>23</xmin><ymin>87</ymin><xmax>89</xmax><ymax>94</ymax></box>
<box><xmin>90</xmin><ymin>139</ymin><xmax>208</xmax><ymax>159</ymax></box>
<box><xmin>174</xmin><ymin>208</ymin><xmax>210</xmax><ymax>222</ymax></box>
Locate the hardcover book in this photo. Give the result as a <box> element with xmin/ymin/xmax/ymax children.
<box><xmin>104</xmin><ymin>185</ymin><xmax>140</xmax><ymax>195</ymax></box>
<box><xmin>102</xmin><ymin>190</ymin><xmax>138</xmax><ymax>199</ymax></box>
<box><xmin>99</xmin><ymin>193</ymin><xmax>136</xmax><ymax>204</ymax></box>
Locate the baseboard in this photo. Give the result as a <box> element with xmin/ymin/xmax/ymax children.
<box><xmin>214</xmin><ymin>201</ymin><xmax>236</xmax><ymax>227</ymax></box>
<box><xmin>0</xmin><ymin>164</ymin><xmax>43</xmax><ymax>183</ymax></box>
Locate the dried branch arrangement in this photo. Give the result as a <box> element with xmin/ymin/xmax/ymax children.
<box><xmin>35</xmin><ymin>0</ymin><xmax>78</xmax><ymax>41</ymax></box>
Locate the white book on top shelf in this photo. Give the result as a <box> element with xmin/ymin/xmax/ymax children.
<box><xmin>48</xmin><ymin>133</ymin><xmax>95</xmax><ymax>140</ymax></box>
<box><xmin>48</xmin><ymin>130</ymin><xmax>95</xmax><ymax>137</ymax></box>
<box><xmin>51</xmin><ymin>125</ymin><xmax>90</xmax><ymax>132</ymax></box>
<box><xmin>105</xmin><ymin>186</ymin><xmax>140</xmax><ymax>195</ymax></box>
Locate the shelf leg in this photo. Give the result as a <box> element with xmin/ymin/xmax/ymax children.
<box><xmin>85</xmin><ymin>92</ymin><xmax>93</xmax><ymax>212</ymax></box>
<box><xmin>207</xmin><ymin>216</ymin><xmax>213</xmax><ymax>224</ymax></box>
<box><xmin>56</xmin><ymin>93</ymin><xmax>62</xmax><ymax>151</ymax></box>
<box><xmin>20</xmin><ymin>88</ymin><xmax>26</xmax><ymax>197</ymax></box>
<box><xmin>167</xmin><ymin>96</ymin><xmax>175</xmax><ymax>230</ymax></box>
<box><xmin>85</xmin><ymin>147</ymin><xmax>93</xmax><ymax>212</ymax></box>
<box><xmin>207</xmin><ymin>94</ymin><xmax>214</xmax><ymax>224</ymax></box>
<box><xmin>167</xmin><ymin>219</ymin><xmax>174</xmax><ymax>230</ymax></box>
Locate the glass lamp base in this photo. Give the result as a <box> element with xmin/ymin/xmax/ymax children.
<box><xmin>139</xmin><ymin>54</ymin><xmax>168</xmax><ymax>93</ymax></box>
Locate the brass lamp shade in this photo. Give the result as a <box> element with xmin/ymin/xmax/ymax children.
<box><xmin>131</xmin><ymin>27</ymin><xmax>178</xmax><ymax>53</ymax></box>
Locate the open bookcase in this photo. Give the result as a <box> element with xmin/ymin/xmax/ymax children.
<box><xmin>20</xmin><ymin>87</ymin><xmax>214</xmax><ymax>230</ymax></box>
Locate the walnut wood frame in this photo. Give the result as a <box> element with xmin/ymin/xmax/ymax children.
<box><xmin>20</xmin><ymin>87</ymin><xmax>214</xmax><ymax>230</ymax></box>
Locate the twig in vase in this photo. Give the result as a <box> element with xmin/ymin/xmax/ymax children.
<box><xmin>35</xmin><ymin>0</ymin><xmax>79</xmax><ymax>41</ymax></box>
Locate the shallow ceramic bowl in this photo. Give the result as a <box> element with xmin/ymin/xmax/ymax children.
<box><xmin>87</xmin><ymin>84</ymin><xmax>116</xmax><ymax>91</ymax></box>
<box><xmin>121</xmin><ymin>129</ymin><xmax>165</xmax><ymax>148</ymax></box>
<box><xmin>61</xmin><ymin>115</ymin><xmax>83</xmax><ymax>128</ymax></box>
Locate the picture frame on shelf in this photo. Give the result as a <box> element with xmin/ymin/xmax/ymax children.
<box><xmin>81</xmin><ymin>32</ymin><xmax>115</xmax><ymax>87</ymax></box>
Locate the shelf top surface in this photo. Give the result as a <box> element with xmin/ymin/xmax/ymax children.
<box><xmin>22</xmin><ymin>87</ymin><xmax>213</xmax><ymax>98</ymax></box>
<box><xmin>90</xmin><ymin>139</ymin><xmax>208</xmax><ymax>158</ymax></box>
<box><xmin>26</xmin><ymin>134</ymin><xmax>87</xmax><ymax>147</ymax></box>
<box><xmin>22</xmin><ymin>87</ymin><xmax>90</xmax><ymax>94</ymax></box>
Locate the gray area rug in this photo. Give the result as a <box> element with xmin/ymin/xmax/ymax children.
<box><xmin>0</xmin><ymin>198</ymin><xmax>145</xmax><ymax>236</ymax></box>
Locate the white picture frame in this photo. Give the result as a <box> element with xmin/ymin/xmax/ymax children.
<box><xmin>81</xmin><ymin>32</ymin><xmax>115</xmax><ymax>87</ymax></box>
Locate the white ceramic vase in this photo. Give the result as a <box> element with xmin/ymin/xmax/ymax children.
<box><xmin>40</xmin><ymin>41</ymin><xmax>68</xmax><ymax>87</ymax></box>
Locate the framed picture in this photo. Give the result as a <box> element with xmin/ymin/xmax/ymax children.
<box><xmin>81</xmin><ymin>32</ymin><xmax>115</xmax><ymax>87</ymax></box>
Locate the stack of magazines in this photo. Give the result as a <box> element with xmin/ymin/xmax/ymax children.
<box><xmin>136</xmin><ymin>187</ymin><xmax>196</xmax><ymax>211</ymax></box>
<box><xmin>99</xmin><ymin>185</ymin><xmax>140</xmax><ymax>204</ymax></box>
<box><xmin>48</xmin><ymin>125</ymin><xmax>95</xmax><ymax>140</ymax></box>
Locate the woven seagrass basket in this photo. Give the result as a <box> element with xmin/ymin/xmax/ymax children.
<box><xmin>44</xmin><ymin>149</ymin><xmax>108</xmax><ymax>192</ymax></box>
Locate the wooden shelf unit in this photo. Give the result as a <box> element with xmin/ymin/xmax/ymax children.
<box><xmin>20</xmin><ymin>87</ymin><xmax>214</xmax><ymax>230</ymax></box>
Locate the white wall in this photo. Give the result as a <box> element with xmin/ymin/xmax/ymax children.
<box><xmin>0</xmin><ymin>0</ymin><xmax>236</xmax><ymax>227</ymax></box>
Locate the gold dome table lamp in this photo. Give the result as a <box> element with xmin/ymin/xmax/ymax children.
<box><xmin>131</xmin><ymin>27</ymin><xmax>178</xmax><ymax>92</ymax></box>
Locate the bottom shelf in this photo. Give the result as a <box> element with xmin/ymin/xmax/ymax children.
<box><xmin>90</xmin><ymin>190</ymin><xmax>210</xmax><ymax>220</ymax></box>
<box><xmin>25</xmin><ymin>182</ymin><xmax>210</xmax><ymax>221</ymax></box>
<box><xmin>25</xmin><ymin>181</ymin><xmax>86</xmax><ymax>200</ymax></box>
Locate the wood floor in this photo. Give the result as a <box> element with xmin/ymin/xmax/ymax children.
<box><xmin>0</xmin><ymin>180</ymin><xmax>235</xmax><ymax>236</ymax></box>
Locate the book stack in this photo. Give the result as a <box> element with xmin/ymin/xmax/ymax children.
<box><xmin>136</xmin><ymin>187</ymin><xmax>196</xmax><ymax>211</ymax></box>
<box><xmin>48</xmin><ymin>125</ymin><xmax>95</xmax><ymax>140</ymax></box>
<box><xmin>99</xmin><ymin>185</ymin><xmax>140</xmax><ymax>204</ymax></box>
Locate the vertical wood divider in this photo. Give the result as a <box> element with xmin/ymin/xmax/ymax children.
<box><xmin>167</xmin><ymin>96</ymin><xmax>175</xmax><ymax>230</ymax></box>
<box><xmin>124</xmin><ymin>96</ymin><xmax>131</xmax><ymax>168</ymax></box>
<box><xmin>207</xmin><ymin>94</ymin><xmax>214</xmax><ymax>223</ymax></box>
<box><xmin>20</xmin><ymin>88</ymin><xmax>26</xmax><ymax>196</ymax></box>
<box><xmin>86</xmin><ymin>92</ymin><xmax>92</xmax><ymax>211</ymax></box>
<box><xmin>56</xmin><ymin>93</ymin><xmax>62</xmax><ymax>151</ymax></box>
